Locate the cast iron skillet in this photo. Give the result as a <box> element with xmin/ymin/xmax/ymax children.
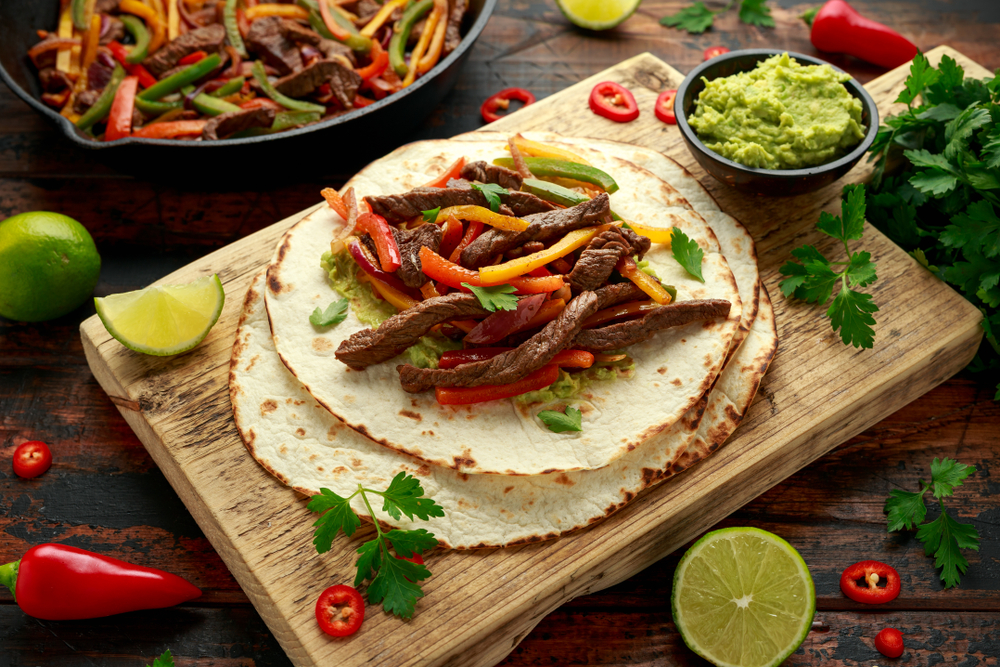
<box><xmin>0</xmin><ymin>0</ymin><xmax>495</xmax><ymax>170</ymax></box>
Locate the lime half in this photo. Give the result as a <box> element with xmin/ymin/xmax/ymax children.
<box><xmin>672</xmin><ymin>527</ymin><xmax>815</xmax><ymax>667</ymax></box>
<box><xmin>555</xmin><ymin>0</ymin><xmax>641</xmax><ymax>30</ymax></box>
<box><xmin>95</xmin><ymin>274</ymin><xmax>225</xmax><ymax>356</ymax></box>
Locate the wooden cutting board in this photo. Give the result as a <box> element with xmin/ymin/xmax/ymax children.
<box><xmin>80</xmin><ymin>46</ymin><xmax>985</xmax><ymax>667</ymax></box>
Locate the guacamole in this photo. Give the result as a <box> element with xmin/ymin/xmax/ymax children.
<box><xmin>688</xmin><ymin>52</ymin><xmax>865</xmax><ymax>170</ymax></box>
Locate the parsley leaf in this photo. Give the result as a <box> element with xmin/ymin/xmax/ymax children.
<box><xmin>659</xmin><ymin>1</ymin><xmax>716</xmax><ymax>33</ymax></box>
<box><xmin>309</xmin><ymin>298</ymin><xmax>349</xmax><ymax>327</ymax></box>
<box><xmin>148</xmin><ymin>650</ymin><xmax>175</xmax><ymax>667</ymax></box>
<box><xmin>471</xmin><ymin>182</ymin><xmax>508</xmax><ymax>212</ymax></box>
<box><xmin>670</xmin><ymin>227</ymin><xmax>705</xmax><ymax>282</ymax></box>
<box><xmin>917</xmin><ymin>506</ymin><xmax>980</xmax><ymax>588</ymax></box>
<box><xmin>940</xmin><ymin>200</ymin><xmax>1000</xmax><ymax>258</ymax></box>
<box><xmin>379</xmin><ymin>471</ymin><xmax>447</xmax><ymax>522</ymax></box>
<box><xmin>422</xmin><ymin>206</ymin><xmax>441</xmax><ymax>224</ymax></box>
<box><xmin>896</xmin><ymin>52</ymin><xmax>939</xmax><ymax>106</ymax></box>
<box><xmin>538</xmin><ymin>406</ymin><xmax>583</xmax><ymax>433</ymax></box>
<box><xmin>366</xmin><ymin>550</ymin><xmax>430</xmax><ymax>619</ymax></box>
<box><xmin>463</xmin><ymin>282</ymin><xmax>519</xmax><ymax>312</ymax></box>
<box><xmin>885</xmin><ymin>487</ymin><xmax>928</xmax><ymax>532</ymax></box>
<box><xmin>929</xmin><ymin>457</ymin><xmax>976</xmax><ymax>499</ymax></box>
<box><xmin>738</xmin><ymin>0</ymin><xmax>774</xmax><ymax>28</ymax></box>
<box><xmin>827</xmin><ymin>287</ymin><xmax>878</xmax><ymax>348</ymax></box>
<box><xmin>308</xmin><ymin>488</ymin><xmax>363</xmax><ymax>552</ymax></box>
<box><xmin>817</xmin><ymin>184</ymin><xmax>866</xmax><ymax>242</ymax></box>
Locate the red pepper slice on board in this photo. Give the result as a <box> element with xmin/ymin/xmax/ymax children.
<box><xmin>839</xmin><ymin>560</ymin><xmax>901</xmax><ymax>604</ymax></box>
<box><xmin>436</xmin><ymin>363</ymin><xmax>559</xmax><ymax>405</ymax></box>
<box><xmin>655</xmin><ymin>89</ymin><xmax>677</xmax><ymax>125</ymax></box>
<box><xmin>481</xmin><ymin>87</ymin><xmax>536</xmax><ymax>124</ymax></box>
<box><xmin>588</xmin><ymin>81</ymin><xmax>639</xmax><ymax>123</ymax></box>
<box><xmin>423</xmin><ymin>156</ymin><xmax>467</xmax><ymax>188</ymax></box>
<box><xmin>808</xmin><ymin>0</ymin><xmax>916</xmax><ymax>69</ymax></box>
<box><xmin>874</xmin><ymin>627</ymin><xmax>904</xmax><ymax>658</ymax></box>
<box><xmin>178</xmin><ymin>50</ymin><xmax>207</xmax><ymax>66</ymax></box>
<box><xmin>315</xmin><ymin>585</ymin><xmax>365</xmax><ymax>637</ymax></box>
<box><xmin>355</xmin><ymin>212</ymin><xmax>402</xmax><ymax>272</ymax></box>
<box><xmin>105</xmin><ymin>75</ymin><xmax>139</xmax><ymax>141</ymax></box>
<box><xmin>703</xmin><ymin>46</ymin><xmax>730</xmax><ymax>60</ymax></box>
<box><xmin>12</xmin><ymin>441</ymin><xmax>52</xmax><ymax>479</ymax></box>
<box><xmin>0</xmin><ymin>543</ymin><xmax>201</xmax><ymax>620</ymax></box>
<box><xmin>106</xmin><ymin>41</ymin><xmax>158</xmax><ymax>89</ymax></box>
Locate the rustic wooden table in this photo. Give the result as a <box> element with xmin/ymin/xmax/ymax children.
<box><xmin>2</xmin><ymin>1</ymin><xmax>998</xmax><ymax>665</ymax></box>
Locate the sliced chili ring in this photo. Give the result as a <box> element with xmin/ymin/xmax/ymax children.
<box><xmin>315</xmin><ymin>585</ymin><xmax>365</xmax><ymax>637</ymax></box>
<box><xmin>481</xmin><ymin>87</ymin><xmax>536</xmax><ymax>123</ymax></box>
<box><xmin>655</xmin><ymin>89</ymin><xmax>677</xmax><ymax>125</ymax></box>
<box><xmin>396</xmin><ymin>552</ymin><xmax>425</xmax><ymax>565</ymax></box>
<box><xmin>13</xmin><ymin>441</ymin><xmax>52</xmax><ymax>479</ymax></box>
<box><xmin>703</xmin><ymin>46</ymin><xmax>730</xmax><ymax>60</ymax></box>
<box><xmin>839</xmin><ymin>560</ymin><xmax>901</xmax><ymax>604</ymax></box>
<box><xmin>589</xmin><ymin>81</ymin><xmax>639</xmax><ymax>123</ymax></box>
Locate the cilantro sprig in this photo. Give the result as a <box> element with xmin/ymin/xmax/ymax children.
<box><xmin>660</xmin><ymin>0</ymin><xmax>773</xmax><ymax>34</ymax></box>
<box><xmin>308</xmin><ymin>472</ymin><xmax>445</xmax><ymax>618</ymax></box>
<box><xmin>471</xmin><ymin>182</ymin><xmax>508</xmax><ymax>212</ymax></box>
<box><xmin>463</xmin><ymin>282</ymin><xmax>519</xmax><ymax>312</ymax></box>
<box><xmin>670</xmin><ymin>227</ymin><xmax>705</xmax><ymax>282</ymax></box>
<box><xmin>884</xmin><ymin>458</ymin><xmax>980</xmax><ymax>588</ymax></box>
<box><xmin>538</xmin><ymin>406</ymin><xmax>582</xmax><ymax>433</ymax></box>
<box><xmin>421</xmin><ymin>206</ymin><xmax>441</xmax><ymax>224</ymax></box>
<box><xmin>309</xmin><ymin>298</ymin><xmax>349</xmax><ymax>327</ymax></box>
<box><xmin>147</xmin><ymin>650</ymin><xmax>174</xmax><ymax>667</ymax></box>
<box><xmin>779</xmin><ymin>184</ymin><xmax>880</xmax><ymax>349</ymax></box>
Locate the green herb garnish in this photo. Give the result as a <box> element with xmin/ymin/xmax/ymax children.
<box><xmin>422</xmin><ymin>206</ymin><xmax>441</xmax><ymax>224</ymax></box>
<box><xmin>538</xmin><ymin>406</ymin><xmax>583</xmax><ymax>433</ymax></box>
<box><xmin>148</xmin><ymin>650</ymin><xmax>175</xmax><ymax>667</ymax></box>
<box><xmin>779</xmin><ymin>184</ymin><xmax>879</xmax><ymax>349</ymax></box>
<box><xmin>884</xmin><ymin>458</ymin><xmax>980</xmax><ymax>588</ymax></box>
<box><xmin>670</xmin><ymin>227</ymin><xmax>705</xmax><ymax>282</ymax></box>
<box><xmin>660</xmin><ymin>0</ymin><xmax>773</xmax><ymax>34</ymax></box>
<box><xmin>471</xmin><ymin>182</ymin><xmax>508</xmax><ymax>212</ymax></box>
<box><xmin>309</xmin><ymin>298</ymin><xmax>349</xmax><ymax>327</ymax></box>
<box><xmin>308</xmin><ymin>472</ymin><xmax>445</xmax><ymax>619</ymax></box>
<box><xmin>462</xmin><ymin>282</ymin><xmax>519</xmax><ymax>312</ymax></box>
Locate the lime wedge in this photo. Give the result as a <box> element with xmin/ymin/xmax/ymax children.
<box><xmin>95</xmin><ymin>274</ymin><xmax>225</xmax><ymax>356</ymax></box>
<box><xmin>555</xmin><ymin>0</ymin><xmax>641</xmax><ymax>30</ymax></box>
<box><xmin>672</xmin><ymin>527</ymin><xmax>815</xmax><ymax>667</ymax></box>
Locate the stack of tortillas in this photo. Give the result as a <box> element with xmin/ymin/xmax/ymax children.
<box><xmin>229</xmin><ymin>132</ymin><xmax>777</xmax><ymax>549</ymax></box>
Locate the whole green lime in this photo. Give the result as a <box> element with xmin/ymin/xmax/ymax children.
<box><xmin>0</xmin><ymin>211</ymin><xmax>101</xmax><ymax>322</ymax></box>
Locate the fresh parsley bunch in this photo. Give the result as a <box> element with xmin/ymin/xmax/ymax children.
<box><xmin>884</xmin><ymin>458</ymin><xmax>980</xmax><ymax>588</ymax></box>
<box><xmin>660</xmin><ymin>0</ymin><xmax>773</xmax><ymax>34</ymax></box>
<box><xmin>147</xmin><ymin>650</ymin><xmax>174</xmax><ymax>667</ymax></box>
<box><xmin>866</xmin><ymin>53</ymin><xmax>1000</xmax><ymax>398</ymax></box>
<box><xmin>308</xmin><ymin>472</ymin><xmax>445</xmax><ymax>619</ymax></box>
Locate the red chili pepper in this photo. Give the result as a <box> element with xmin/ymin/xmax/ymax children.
<box><xmin>105</xmin><ymin>75</ymin><xmax>139</xmax><ymax>141</ymax></box>
<box><xmin>436</xmin><ymin>363</ymin><xmax>559</xmax><ymax>405</ymax></box>
<box><xmin>178</xmin><ymin>50</ymin><xmax>207</xmax><ymax>66</ymax></box>
<box><xmin>839</xmin><ymin>560</ymin><xmax>901</xmax><ymax>604</ymax></box>
<box><xmin>315</xmin><ymin>585</ymin><xmax>364</xmax><ymax>637</ymax></box>
<box><xmin>423</xmin><ymin>156</ymin><xmax>467</xmax><ymax>188</ymax></box>
<box><xmin>12</xmin><ymin>441</ymin><xmax>52</xmax><ymax>479</ymax></box>
<box><xmin>588</xmin><ymin>81</ymin><xmax>639</xmax><ymax>123</ymax></box>
<box><xmin>106</xmin><ymin>41</ymin><xmax>158</xmax><ymax>89</ymax></box>
<box><xmin>481</xmin><ymin>87</ymin><xmax>535</xmax><ymax>124</ymax></box>
<box><xmin>655</xmin><ymin>89</ymin><xmax>677</xmax><ymax>125</ymax></box>
<box><xmin>874</xmin><ymin>627</ymin><xmax>904</xmax><ymax>658</ymax></box>
<box><xmin>355</xmin><ymin>212</ymin><xmax>402</xmax><ymax>272</ymax></box>
<box><xmin>0</xmin><ymin>543</ymin><xmax>201</xmax><ymax>620</ymax></box>
<box><xmin>703</xmin><ymin>46</ymin><xmax>730</xmax><ymax>60</ymax></box>
<box><xmin>808</xmin><ymin>0</ymin><xmax>917</xmax><ymax>69</ymax></box>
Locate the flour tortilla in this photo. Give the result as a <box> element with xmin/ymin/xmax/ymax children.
<box><xmin>231</xmin><ymin>273</ymin><xmax>776</xmax><ymax>548</ymax></box>
<box><xmin>264</xmin><ymin>138</ymin><xmax>742</xmax><ymax>476</ymax></box>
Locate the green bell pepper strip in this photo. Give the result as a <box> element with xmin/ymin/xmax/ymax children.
<box><xmin>192</xmin><ymin>94</ymin><xmax>241</xmax><ymax>116</ymax></box>
<box><xmin>494</xmin><ymin>157</ymin><xmax>619</xmax><ymax>194</ymax></box>
<box><xmin>72</xmin><ymin>0</ymin><xmax>88</xmax><ymax>30</ymax></box>
<box><xmin>272</xmin><ymin>110</ymin><xmax>321</xmax><ymax>130</ymax></box>
<box><xmin>138</xmin><ymin>53</ymin><xmax>223</xmax><ymax>101</ymax></box>
<box><xmin>251</xmin><ymin>61</ymin><xmax>326</xmax><ymax>113</ymax></box>
<box><xmin>224</xmin><ymin>0</ymin><xmax>248</xmax><ymax>58</ymax></box>
<box><xmin>209</xmin><ymin>76</ymin><xmax>245</xmax><ymax>98</ymax></box>
<box><xmin>521</xmin><ymin>178</ymin><xmax>622</xmax><ymax>221</ymax></box>
<box><xmin>76</xmin><ymin>64</ymin><xmax>126</xmax><ymax>130</ymax></box>
<box><xmin>119</xmin><ymin>15</ymin><xmax>150</xmax><ymax>64</ymax></box>
<box><xmin>135</xmin><ymin>97</ymin><xmax>182</xmax><ymax>115</ymax></box>
<box><xmin>298</xmin><ymin>0</ymin><xmax>372</xmax><ymax>53</ymax></box>
<box><xmin>389</xmin><ymin>0</ymin><xmax>433</xmax><ymax>76</ymax></box>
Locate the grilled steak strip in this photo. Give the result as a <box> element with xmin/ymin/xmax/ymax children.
<box><xmin>591</xmin><ymin>282</ymin><xmax>646</xmax><ymax>309</ymax></box>
<box><xmin>365</xmin><ymin>187</ymin><xmax>555</xmax><ymax>224</ymax></box>
<box><xmin>397</xmin><ymin>291</ymin><xmax>600</xmax><ymax>393</ymax></box>
<box><xmin>395</xmin><ymin>224</ymin><xmax>442</xmax><ymax>288</ymax></box>
<box><xmin>143</xmin><ymin>24</ymin><xmax>226</xmax><ymax>77</ymax></box>
<box><xmin>460</xmin><ymin>160</ymin><xmax>523</xmax><ymax>190</ymax></box>
<box><xmin>273</xmin><ymin>59</ymin><xmax>360</xmax><ymax>104</ymax></box>
<box><xmin>335</xmin><ymin>293</ymin><xmax>489</xmax><ymax>370</ymax></box>
<box><xmin>460</xmin><ymin>193</ymin><xmax>611</xmax><ymax>268</ymax></box>
<box><xmin>443</xmin><ymin>0</ymin><xmax>468</xmax><ymax>55</ymax></box>
<box><xmin>202</xmin><ymin>107</ymin><xmax>276</xmax><ymax>140</ymax></box>
<box><xmin>574</xmin><ymin>299</ymin><xmax>732</xmax><ymax>352</ymax></box>
<box><xmin>567</xmin><ymin>227</ymin><xmax>652</xmax><ymax>293</ymax></box>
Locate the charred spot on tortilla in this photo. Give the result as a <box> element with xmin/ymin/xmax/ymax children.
<box><xmin>261</xmin><ymin>399</ymin><xmax>278</xmax><ymax>415</ymax></box>
<box><xmin>399</xmin><ymin>410</ymin><xmax>422</xmax><ymax>421</ymax></box>
<box><xmin>312</xmin><ymin>338</ymin><xmax>334</xmax><ymax>352</ymax></box>
<box><xmin>296</xmin><ymin>428</ymin><xmax>306</xmax><ymax>437</ymax></box>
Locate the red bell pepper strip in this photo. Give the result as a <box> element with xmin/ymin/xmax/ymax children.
<box><xmin>348</xmin><ymin>239</ymin><xmax>411</xmax><ymax>295</ymax></box>
<box><xmin>510</xmin><ymin>298</ymin><xmax>565</xmax><ymax>336</ymax></box>
<box><xmin>439</xmin><ymin>348</ymin><xmax>593</xmax><ymax>369</ymax></box>
<box><xmin>353</xmin><ymin>94</ymin><xmax>376</xmax><ymax>108</ymax></box>
<box><xmin>105</xmin><ymin>75</ymin><xmax>139</xmax><ymax>141</ymax></box>
<box><xmin>12</xmin><ymin>441</ymin><xmax>52</xmax><ymax>479</ymax></box>
<box><xmin>874</xmin><ymin>628</ymin><xmax>904</xmax><ymax>659</ymax></box>
<box><xmin>703</xmin><ymin>46</ymin><xmax>730</xmax><ymax>60</ymax></box>
<box><xmin>464</xmin><ymin>293</ymin><xmax>546</xmax><ymax>344</ymax></box>
<box><xmin>0</xmin><ymin>543</ymin><xmax>201</xmax><ymax>620</ymax></box>
<box><xmin>132</xmin><ymin>120</ymin><xmax>208</xmax><ymax>138</ymax></box>
<box><xmin>448</xmin><ymin>220</ymin><xmax>484</xmax><ymax>264</ymax></box>
<box><xmin>178</xmin><ymin>50</ymin><xmax>207</xmax><ymax>66</ymax></box>
<box><xmin>808</xmin><ymin>0</ymin><xmax>916</xmax><ymax>69</ymax></box>
<box><xmin>107</xmin><ymin>41</ymin><xmax>158</xmax><ymax>89</ymax></box>
<box><xmin>436</xmin><ymin>363</ymin><xmax>559</xmax><ymax>405</ymax></box>
<box><xmin>315</xmin><ymin>585</ymin><xmax>364</xmax><ymax>637</ymax></box>
<box><xmin>480</xmin><ymin>87</ymin><xmax>536</xmax><ymax>123</ymax></box>
<box><xmin>423</xmin><ymin>156</ymin><xmax>466</xmax><ymax>188</ymax></box>
<box><xmin>356</xmin><ymin>40</ymin><xmax>389</xmax><ymax>80</ymax></box>
<box><xmin>355</xmin><ymin>212</ymin><xmax>402</xmax><ymax>272</ymax></box>
<box><xmin>589</xmin><ymin>81</ymin><xmax>639</xmax><ymax>123</ymax></box>
<box><xmin>839</xmin><ymin>560</ymin><xmax>901</xmax><ymax>604</ymax></box>
<box><xmin>655</xmin><ymin>89</ymin><xmax>677</xmax><ymax>125</ymax></box>
<box><xmin>419</xmin><ymin>247</ymin><xmax>565</xmax><ymax>294</ymax></box>
<box><xmin>438</xmin><ymin>215</ymin><xmax>465</xmax><ymax>260</ymax></box>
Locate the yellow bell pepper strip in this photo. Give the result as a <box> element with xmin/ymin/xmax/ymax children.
<box><xmin>250</xmin><ymin>61</ymin><xmax>326</xmax><ymax>113</ymax></box>
<box><xmin>493</xmin><ymin>157</ymin><xmax>619</xmax><ymax>194</ymax></box>
<box><xmin>625</xmin><ymin>221</ymin><xmax>673</xmax><ymax>244</ymax></box>
<box><xmin>360</xmin><ymin>0</ymin><xmax>409</xmax><ymax>37</ymax></box>
<box><xmin>432</xmin><ymin>205</ymin><xmax>530</xmax><ymax>232</ymax></box>
<box><xmin>138</xmin><ymin>52</ymin><xmax>222</xmax><ymax>100</ymax></box>
<box><xmin>119</xmin><ymin>15</ymin><xmax>150</xmax><ymax>64</ymax></box>
<box><xmin>402</xmin><ymin>0</ymin><xmax>445</xmax><ymax>87</ymax></box>
<box><xmin>120</xmin><ymin>0</ymin><xmax>166</xmax><ymax>54</ymax></box>
<box><xmin>223</xmin><ymin>0</ymin><xmax>248</xmax><ymax>57</ymax></box>
<box><xmin>167</xmin><ymin>0</ymin><xmax>180</xmax><ymax>40</ymax></box>
<box><xmin>417</xmin><ymin>0</ymin><xmax>448</xmax><ymax>74</ymax></box>
<box><xmin>389</xmin><ymin>0</ymin><xmax>433</xmax><ymax>77</ymax></box>
<box><xmin>508</xmin><ymin>134</ymin><xmax>591</xmax><ymax>165</ymax></box>
<box><xmin>76</xmin><ymin>63</ymin><xmax>125</xmax><ymax>130</ymax></box>
<box><xmin>419</xmin><ymin>247</ymin><xmax>565</xmax><ymax>293</ymax></box>
<box><xmin>81</xmin><ymin>14</ymin><xmax>102</xmax><ymax>71</ymax></box>
<box><xmin>358</xmin><ymin>272</ymin><xmax>419</xmax><ymax>311</ymax></box>
<box><xmin>616</xmin><ymin>256</ymin><xmax>672</xmax><ymax>305</ymax></box>
<box><xmin>56</xmin><ymin>4</ymin><xmax>76</xmax><ymax>73</ymax></box>
<box><xmin>478</xmin><ymin>225</ymin><xmax>610</xmax><ymax>286</ymax></box>
<box><xmin>246</xmin><ymin>3</ymin><xmax>310</xmax><ymax>21</ymax></box>
<box><xmin>582</xmin><ymin>299</ymin><xmax>658</xmax><ymax>329</ymax></box>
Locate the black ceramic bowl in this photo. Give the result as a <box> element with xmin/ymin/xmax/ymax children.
<box><xmin>674</xmin><ymin>49</ymin><xmax>878</xmax><ymax>196</ymax></box>
<box><xmin>0</xmin><ymin>0</ymin><xmax>495</xmax><ymax>174</ymax></box>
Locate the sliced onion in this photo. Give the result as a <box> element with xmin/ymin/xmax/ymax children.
<box><xmin>348</xmin><ymin>239</ymin><xmax>413</xmax><ymax>295</ymax></box>
<box><xmin>464</xmin><ymin>293</ymin><xmax>546</xmax><ymax>345</ymax></box>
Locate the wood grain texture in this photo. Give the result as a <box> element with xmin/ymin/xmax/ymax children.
<box><xmin>68</xmin><ymin>45</ymin><xmax>988</xmax><ymax>667</ymax></box>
